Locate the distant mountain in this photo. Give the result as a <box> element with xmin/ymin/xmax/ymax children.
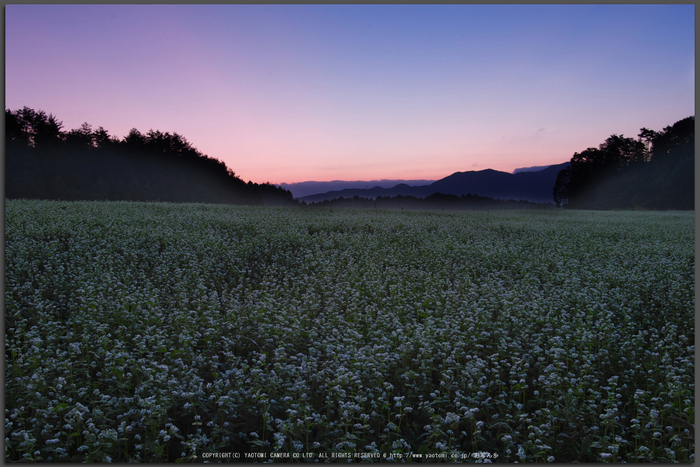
<box><xmin>299</xmin><ymin>163</ymin><xmax>570</xmax><ymax>204</ymax></box>
<box><xmin>279</xmin><ymin>179</ymin><xmax>434</xmax><ymax>199</ymax></box>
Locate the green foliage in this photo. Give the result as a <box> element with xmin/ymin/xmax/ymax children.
<box><xmin>5</xmin><ymin>201</ymin><xmax>695</xmax><ymax>462</ymax></box>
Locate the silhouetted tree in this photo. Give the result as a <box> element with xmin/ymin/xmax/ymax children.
<box><xmin>557</xmin><ymin>117</ymin><xmax>693</xmax><ymax>210</ymax></box>
<box><xmin>646</xmin><ymin>116</ymin><xmax>694</xmax><ymax>163</ymax></box>
<box><xmin>308</xmin><ymin>192</ymin><xmax>550</xmax><ymax>211</ymax></box>
<box><xmin>6</xmin><ymin>106</ymin><xmax>63</xmax><ymax>147</ymax></box>
<box><xmin>553</xmin><ymin>165</ymin><xmax>570</xmax><ymax>207</ymax></box>
<box><xmin>6</xmin><ymin>108</ymin><xmax>29</xmax><ymax>145</ymax></box>
<box><xmin>123</xmin><ymin>128</ymin><xmax>147</xmax><ymax>148</ymax></box>
<box><xmin>598</xmin><ymin>134</ymin><xmax>647</xmax><ymax>167</ymax></box>
<box><xmin>566</xmin><ymin>135</ymin><xmax>647</xmax><ymax>208</ymax></box>
<box><xmin>6</xmin><ymin>106</ymin><xmax>299</xmax><ymax>207</ymax></box>
<box><xmin>93</xmin><ymin>126</ymin><xmax>117</xmax><ymax>148</ymax></box>
<box><xmin>64</xmin><ymin>122</ymin><xmax>95</xmax><ymax>148</ymax></box>
<box><xmin>27</xmin><ymin>107</ymin><xmax>63</xmax><ymax>147</ymax></box>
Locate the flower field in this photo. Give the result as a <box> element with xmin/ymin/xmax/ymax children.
<box><xmin>5</xmin><ymin>199</ymin><xmax>695</xmax><ymax>462</ymax></box>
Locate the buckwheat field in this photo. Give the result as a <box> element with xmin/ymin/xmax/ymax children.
<box><xmin>5</xmin><ymin>200</ymin><xmax>695</xmax><ymax>462</ymax></box>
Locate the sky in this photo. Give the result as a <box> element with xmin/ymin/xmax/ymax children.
<box><xmin>5</xmin><ymin>4</ymin><xmax>695</xmax><ymax>184</ymax></box>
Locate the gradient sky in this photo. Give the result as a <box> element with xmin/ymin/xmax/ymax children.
<box><xmin>6</xmin><ymin>4</ymin><xmax>695</xmax><ymax>184</ymax></box>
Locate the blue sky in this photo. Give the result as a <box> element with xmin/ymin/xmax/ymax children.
<box><xmin>6</xmin><ymin>4</ymin><xmax>694</xmax><ymax>183</ymax></box>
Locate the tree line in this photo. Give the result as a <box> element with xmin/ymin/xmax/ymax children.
<box><xmin>306</xmin><ymin>192</ymin><xmax>554</xmax><ymax>210</ymax></box>
<box><xmin>553</xmin><ymin>116</ymin><xmax>694</xmax><ymax>210</ymax></box>
<box><xmin>5</xmin><ymin>107</ymin><xmax>296</xmax><ymax>206</ymax></box>
<box><xmin>7</xmin><ymin>107</ymin><xmax>692</xmax><ymax>211</ymax></box>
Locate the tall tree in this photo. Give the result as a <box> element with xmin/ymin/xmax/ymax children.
<box><xmin>6</xmin><ymin>108</ymin><xmax>30</xmax><ymax>145</ymax></box>
<box><xmin>64</xmin><ymin>122</ymin><xmax>95</xmax><ymax>148</ymax></box>
<box><xmin>22</xmin><ymin>107</ymin><xmax>63</xmax><ymax>147</ymax></box>
<box><xmin>93</xmin><ymin>126</ymin><xmax>116</xmax><ymax>148</ymax></box>
<box><xmin>647</xmin><ymin>116</ymin><xmax>694</xmax><ymax>163</ymax></box>
<box><xmin>557</xmin><ymin>117</ymin><xmax>693</xmax><ymax>210</ymax></box>
<box><xmin>5</xmin><ymin>107</ymin><xmax>63</xmax><ymax>147</ymax></box>
<box><xmin>553</xmin><ymin>165</ymin><xmax>570</xmax><ymax>207</ymax></box>
<box><xmin>566</xmin><ymin>134</ymin><xmax>648</xmax><ymax>208</ymax></box>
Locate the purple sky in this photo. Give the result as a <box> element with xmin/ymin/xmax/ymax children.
<box><xmin>6</xmin><ymin>5</ymin><xmax>694</xmax><ymax>184</ymax></box>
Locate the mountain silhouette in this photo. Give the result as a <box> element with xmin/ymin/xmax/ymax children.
<box><xmin>280</xmin><ymin>179</ymin><xmax>434</xmax><ymax>198</ymax></box>
<box><xmin>300</xmin><ymin>162</ymin><xmax>570</xmax><ymax>204</ymax></box>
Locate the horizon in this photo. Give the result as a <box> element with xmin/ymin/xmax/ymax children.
<box><xmin>6</xmin><ymin>4</ymin><xmax>694</xmax><ymax>185</ymax></box>
<box><xmin>279</xmin><ymin>161</ymin><xmax>567</xmax><ymax>186</ymax></box>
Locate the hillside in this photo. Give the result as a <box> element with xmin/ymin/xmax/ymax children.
<box><xmin>300</xmin><ymin>162</ymin><xmax>570</xmax><ymax>204</ymax></box>
<box><xmin>5</xmin><ymin>107</ymin><xmax>296</xmax><ymax>206</ymax></box>
<box><xmin>280</xmin><ymin>179</ymin><xmax>434</xmax><ymax>199</ymax></box>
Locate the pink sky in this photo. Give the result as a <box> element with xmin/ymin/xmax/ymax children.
<box><xmin>5</xmin><ymin>5</ymin><xmax>694</xmax><ymax>184</ymax></box>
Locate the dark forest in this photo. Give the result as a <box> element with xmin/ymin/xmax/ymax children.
<box><xmin>5</xmin><ymin>107</ymin><xmax>296</xmax><ymax>206</ymax></box>
<box><xmin>553</xmin><ymin>116</ymin><xmax>694</xmax><ymax>210</ymax></box>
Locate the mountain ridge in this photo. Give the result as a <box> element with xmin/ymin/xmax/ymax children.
<box><xmin>299</xmin><ymin>163</ymin><xmax>570</xmax><ymax>204</ymax></box>
<box><xmin>280</xmin><ymin>179</ymin><xmax>434</xmax><ymax>198</ymax></box>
